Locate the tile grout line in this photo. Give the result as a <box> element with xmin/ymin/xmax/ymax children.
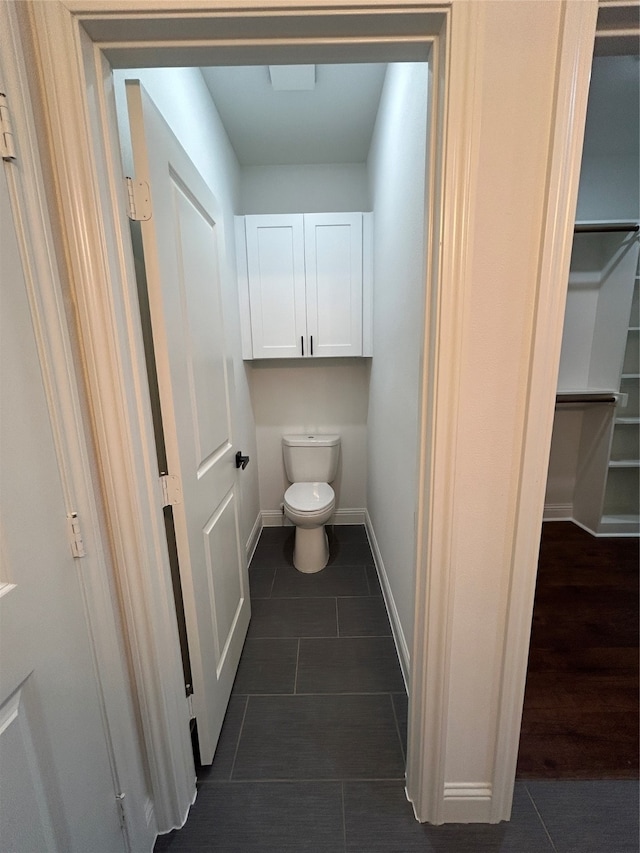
<box><xmin>364</xmin><ymin>562</ymin><xmax>372</xmax><ymax>595</ymax></box>
<box><xmin>335</xmin><ymin>597</ymin><xmax>340</xmax><ymax>638</ymax></box>
<box><xmin>228</xmin><ymin>694</ymin><xmax>250</xmax><ymax>782</ymax></box>
<box><xmin>293</xmin><ymin>638</ymin><xmax>300</xmax><ymax>695</ymax></box>
<box><xmin>389</xmin><ymin>693</ymin><xmax>406</xmax><ymax>764</ymax></box>
<box><xmin>341</xmin><ymin>780</ymin><xmax>348</xmax><ymax>853</ymax></box>
<box><xmin>524</xmin><ymin>784</ymin><xmax>559</xmax><ymax>853</ymax></box>
<box><xmin>232</xmin><ymin>691</ymin><xmax>408</xmax><ymax>697</ymax></box>
<box><xmin>268</xmin><ymin>564</ymin><xmax>278</xmax><ymax>598</ymax></box>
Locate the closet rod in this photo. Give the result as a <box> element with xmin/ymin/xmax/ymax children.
<box><xmin>574</xmin><ymin>223</ymin><xmax>639</xmax><ymax>234</ymax></box>
<box><xmin>555</xmin><ymin>393</ymin><xmax>617</xmax><ymax>405</ymax></box>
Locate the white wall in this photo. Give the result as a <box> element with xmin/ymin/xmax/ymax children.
<box><xmin>366</xmin><ymin>63</ymin><xmax>430</xmax><ymax>656</ymax></box>
<box><xmin>577</xmin><ymin>154</ymin><xmax>639</xmax><ymax>221</ymax></box>
<box><xmin>576</xmin><ymin>56</ymin><xmax>639</xmax><ymax>222</ymax></box>
<box><xmin>244</xmin><ymin>163</ymin><xmax>371</xmax><ymax>518</ymax></box>
<box><xmin>113</xmin><ymin>67</ymin><xmax>261</xmax><ymax>546</ymax></box>
<box><xmin>250</xmin><ymin>360</ymin><xmax>370</xmax><ymax>517</ymax></box>
<box><xmin>240</xmin><ymin>163</ymin><xmax>369</xmax><ymax>213</ymax></box>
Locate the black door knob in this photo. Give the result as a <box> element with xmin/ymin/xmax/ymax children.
<box><xmin>235</xmin><ymin>451</ymin><xmax>250</xmax><ymax>470</ymax></box>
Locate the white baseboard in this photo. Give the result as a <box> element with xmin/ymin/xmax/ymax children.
<box><xmin>332</xmin><ymin>508</ymin><xmax>366</xmax><ymax>525</ymax></box>
<box><xmin>542</xmin><ymin>502</ymin><xmax>573</xmax><ymax>521</ymax></box>
<box><xmin>261</xmin><ymin>510</ymin><xmax>292</xmax><ymax>528</ymax></box>
<box><xmin>364</xmin><ymin>511</ymin><xmax>410</xmax><ymax>689</ymax></box>
<box><xmin>246</xmin><ymin>513</ymin><xmax>263</xmax><ymax>563</ymax></box>
<box><xmin>442</xmin><ymin>783</ymin><xmax>494</xmax><ymax>823</ymax></box>
<box><xmin>260</xmin><ymin>508</ymin><xmax>367</xmax><ymax>528</ymax></box>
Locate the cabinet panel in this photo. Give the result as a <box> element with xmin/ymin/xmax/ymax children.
<box><xmin>304</xmin><ymin>213</ymin><xmax>363</xmax><ymax>357</ymax></box>
<box><xmin>245</xmin><ymin>215</ymin><xmax>306</xmax><ymax>358</ymax></box>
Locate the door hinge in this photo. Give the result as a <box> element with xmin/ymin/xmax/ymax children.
<box><xmin>0</xmin><ymin>92</ymin><xmax>17</xmax><ymax>161</ymax></box>
<box><xmin>160</xmin><ymin>473</ymin><xmax>182</xmax><ymax>508</ymax></box>
<box><xmin>187</xmin><ymin>691</ymin><xmax>195</xmax><ymax>720</ymax></box>
<box><xmin>66</xmin><ymin>512</ymin><xmax>86</xmax><ymax>558</ymax></box>
<box><xmin>125</xmin><ymin>177</ymin><xmax>152</xmax><ymax>221</ymax></box>
<box><xmin>115</xmin><ymin>793</ymin><xmax>127</xmax><ymax>830</ymax></box>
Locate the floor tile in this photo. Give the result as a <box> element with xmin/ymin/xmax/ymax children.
<box><xmin>247</xmin><ymin>597</ymin><xmax>337</xmax><ymax>638</ymax></box>
<box><xmin>391</xmin><ymin>693</ymin><xmax>408</xmax><ymax>761</ymax></box>
<box><xmin>232</xmin><ymin>694</ymin><xmax>405</xmax><ymax>780</ymax></box>
<box><xmin>526</xmin><ymin>780</ymin><xmax>640</xmax><ymax>852</ymax></box>
<box><xmin>343</xmin><ymin>781</ymin><xmax>555</xmax><ymax>852</ymax></box>
<box><xmin>232</xmin><ymin>638</ymin><xmax>298</xmax><ymax>694</ymax></box>
<box><xmin>328</xmin><ymin>540</ymin><xmax>375</xmax><ymax>567</ymax></box>
<box><xmin>329</xmin><ymin>524</ymin><xmax>369</xmax><ymax>544</ymax></box>
<box><xmin>272</xmin><ymin>563</ymin><xmax>369</xmax><ymax>598</ymax></box>
<box><xmin>197</xmin><ymin>694</ymin><xmax>247</xmax><ymax>782</ymax></box>
<box><xmin>338</xmin><ymin>596</ymin><xmax>391</xmax><ymax>636</ymax></box>
<box><xmin>155</xmin><ymin>781</ymin><xmax>345</xmax><ymax>852</ymax></box>
<box><xmin>250</xmin><ymin>540</ymin><xmax>294</xmax><ymax>569</ymax></box>
<box><xmin>365</xmin><ymin>564</ymin><xmax>383</xmax><ymax>596</ymax></box>
<box><xmin>296</xmin><ymin>637</ymin><xmax>404</xmax><ymax>694</ymax></box>
<box><xmin>247</xmin><ymin>565</ymin><xmax>276</xmax><ymax>598</ymax></box>
<box><xmin>256</xmin><ymin>526</ymin><xmax>295</xmax><ymax>547</ymax></box>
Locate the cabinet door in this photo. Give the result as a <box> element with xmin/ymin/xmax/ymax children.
<box><xmin>304</xmin><ymin>213</ymin><xmax>363</xmax><ymax>357</ymax></box>
<box><xmin>245</xmin><ymin>214</ymin><xmax>307</xmax><ymax>358</ymax></box>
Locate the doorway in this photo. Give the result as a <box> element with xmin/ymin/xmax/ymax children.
<box><xmin>113</xmin><ymin>58</ymin><xmax>431</xmax><ymax>772</ymax></box>
<box><xmin>519</xmin><ymin>48</ymin><xmax>640</xmax><ymax>780</ymax></box>
<box><xmin>25</xmin><ymin>0</ymin><xmax>598</xmax><ymax>830</ymax></box>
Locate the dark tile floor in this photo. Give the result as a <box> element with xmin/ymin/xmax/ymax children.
<box><xmin>155</xmin><ymin>525</ymin><xmax>639</xmax><ymax>852</ymax></box>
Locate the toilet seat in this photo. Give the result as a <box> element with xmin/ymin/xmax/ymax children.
<box><xmin>284</xmin><ymin>482</ymin><xmax>334</xmax><ymax>514</ymax></box>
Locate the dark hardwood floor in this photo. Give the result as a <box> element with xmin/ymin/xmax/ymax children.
<box><xmin>517</xmin><ymin>521</ymin><xmax>639</xmax><ymax>779</ymax></box>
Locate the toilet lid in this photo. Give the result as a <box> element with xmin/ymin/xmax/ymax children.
<box><xmin>284</xmin><ymin>482</ymin><xmax>335</xmax><ymax>513</ymax></box>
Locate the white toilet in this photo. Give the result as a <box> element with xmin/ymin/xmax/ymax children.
<box><xmin>282</xmin><ymin>434</ymin><xmax>340</xmax><ymax>574</ymax></box>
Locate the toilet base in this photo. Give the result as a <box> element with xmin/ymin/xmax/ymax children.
<box><xmin>293</xmin><ymin>525</ymin><xmax>329</xmax><ymax>574</ymax></box>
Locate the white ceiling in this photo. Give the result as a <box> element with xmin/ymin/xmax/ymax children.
<box><xmin>200</xmin><ymin>63</ymin><xmax>387</xmax><ymax>166</ymax></box>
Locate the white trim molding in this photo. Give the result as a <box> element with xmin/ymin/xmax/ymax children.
<box><xmin>542</xmin><ymin>503</ymin><xmax>574</xmax><ymax>521</ymax></box>
<box><xmin>365</xmin><ymin>513</ymin><xmax>410</xmax><ymax>688</ymax></box>
<box><xmin>246</xmin><ymin>512</ymin><xmax>263</xmax><ymax>563</ymax></box>
<box><xmin>23</xmin><ymin>0</ymin><xmax>196</xmax><ymax>832</ymax></box>
<box><xmin>1</xmin><ymin>4</ymin><xmax>156</xmax><ymax>850</ymax></box>
<box><xmin>442</xmin><ymin>784</ymin><xmax>493</xmax><ymax>824</ymax></box>
<box><xmin>488</xmin><ymin>1</ymin><xmax>598</xmax><ymax>823</ymax></box>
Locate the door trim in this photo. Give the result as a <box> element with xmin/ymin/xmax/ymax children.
<box><xmin>1</xmin><ymin>4</ymin><xmax>155</xmax><ymax>850</ymax></box>
<box><xmin>22</xmin><ymin>0</ymin><xmax>597</xmax><ymax>828</ymax></box>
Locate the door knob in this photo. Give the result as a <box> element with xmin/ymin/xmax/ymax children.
<box><xmin>235</xmin><ymin>451</ymin><xmax>250</xmax><ymax>470</ymax></box>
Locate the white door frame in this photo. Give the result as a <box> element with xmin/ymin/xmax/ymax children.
<box><xmin>21</xmin><ymin>0</ymin><xmax>597</xmax><ymax>827</ymax></box>
<box><xmin>1</xmin><ymin>3</ymin><xmax>155</xmax><ymax>849</ymax></box>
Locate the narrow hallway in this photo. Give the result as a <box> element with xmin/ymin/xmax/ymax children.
<box><xmin>155</xmin><ymin>526</ymin><xmax>638</xmax><ymax>852</ymax></box>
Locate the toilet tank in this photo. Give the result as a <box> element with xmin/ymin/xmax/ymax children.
<box><xmin>282</xmin><ymin>434</ymin><xmax>340</xmax><ymax>483</ymax></box>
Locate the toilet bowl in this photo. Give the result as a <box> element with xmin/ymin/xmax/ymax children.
<box><xmin>282</xmin><ymin>434</ymin><xmax>340</xmax><ymax>574</ymax></box>
<box><xmin>284</xmin><ymin>482</ymin><xmax>335</xmax><ymax>573</ymax></box>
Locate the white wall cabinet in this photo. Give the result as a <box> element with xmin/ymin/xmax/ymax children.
<box><xmin>236</xmin><ymin>212</ymin><xmax>372</xmax><ymax>359</ymax></box>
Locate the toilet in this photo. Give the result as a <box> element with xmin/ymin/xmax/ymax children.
<box><xmin>282</xmin><ymin>434</ymin><xmax>340</xmax><ymax>574</ymax></box>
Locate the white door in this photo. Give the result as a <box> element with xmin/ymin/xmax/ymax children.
<box><xmin>245</xmin><ymin>214</ymin><xmax>307</xmax><ymax>358</ymax></box>
<box><xmin>304</xmin><ymin>213</ymin><xmax>363</xmax><ymax>357</ymax></box>
<box><xmin>0</xmin><ymin>162</ymin><xmax>124</xmax><ymax>850</ymax></box>
<box><xmin>126</xmin><ymin>81</ymin><xmax>250</xmax><ymax>764</ymax></box>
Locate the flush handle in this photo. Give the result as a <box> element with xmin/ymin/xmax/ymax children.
<box><xmin>235</xmin><ymin>451</ymin><xmax>250</xmax><ymax>470</ymax></box>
